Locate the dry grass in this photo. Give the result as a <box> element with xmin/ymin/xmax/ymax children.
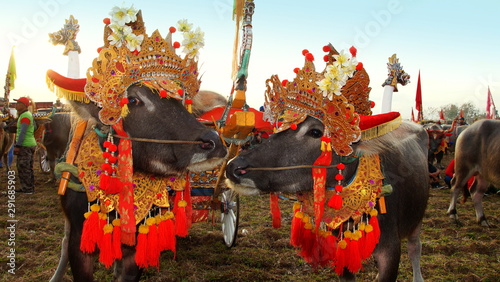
<box><xmin>0</xmin><ymin>153</ymin><xmax>499</xmax><ymax>281</ymax></box>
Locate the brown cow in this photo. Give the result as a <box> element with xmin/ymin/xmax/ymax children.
<box><xmin>447</xmin><ymin>119</ymin><xmax>500</xmax><ymax>227</ymax></box>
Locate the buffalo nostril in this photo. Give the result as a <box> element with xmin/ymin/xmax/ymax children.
<box><xmin>235</xmin><ymin>168</ymin><xmax>247</xmax><ymax>176</ymax></box>
<box><xmin>200</xmin><ymin>140</ymin><xmax>215</xmax><ymax>150</ymax></box>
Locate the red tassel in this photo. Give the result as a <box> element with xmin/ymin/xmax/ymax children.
<box><xmin>99</xmin><ymin>173</ymin><xmax>110</xmax><ymax>190</ymax></box>
<box><xmin>335</xmin><ymin>239</ymin><xmax>348</xmax><ymax>275</ymax></box>
<box><xmin>135</xmin><ymin>224</ymin><xmax>149</xmax><ymax>268</ymax></box>
<box><xmin>159</xmin><ymin>211</ymin><xmax>177</xmax><ymax>256</ymax></box>
<box><xmin>112</xmin><ymin>219</ymin><xmax>122</xmax><ymax>259</ymax></box>
<box><xmin>346</xmin><ymin>232</ymin><xmax>362</xmax><ymax>273</ymax></box>
<box><xmin>299</xmin><ymin>220</ymin><xmax>316</xmax><ymax>263</ymax></box>
<box><xmin>146</xmin><ymin>217</ymin><xmax>160</xmax><ymax>270</ymax></box>
<box><xmin>368</xmin><ymin>209</ymin><xmax>380</xmax><ymax>244</ymax></box>
<box><xmin>327</xmin><ymin>193</ymin><xmax>343</xmax><ymax>210</ymax></box>
<box><xmin>324</xmin><ymin>232</ymin><xmax>337</xmax><ymax>265</ymax></box>
<box><xmin>105</xmin><ymin>176</ymin><xmax>121</xmax><ymax>194</ymax></box>
<box><xmin>98</xmin><ymin>224</ymin><xmax>115</xmax><ymax>268</ymax></box>
<box><xmin>270</xmin><ymin>193</ymin><xmax>281</xmax><ymax>228</ymax></box>
<box><xmin>80</xmin><ymin>204</ymin><xmax>101</xmax><ymax>253</ymax></box>
<box><xmin>358</xmin><ymin>228</ymin><xmax>369</xmax><ymax>260</ymax></box>
<box><xmin>290</xmin><ymin>210</ymin><xmax>305</xmax><ymax>247</ymax></box>
<box><xmin>174</xmin><ymin>199</ymin><xmax>188</xmax><ymax>237</ymax></box>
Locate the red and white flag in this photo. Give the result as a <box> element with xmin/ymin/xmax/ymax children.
<box><xmin>486</xmin><ymin>86</ymin><xmax>496</xmax><ymax>119</ymax></box>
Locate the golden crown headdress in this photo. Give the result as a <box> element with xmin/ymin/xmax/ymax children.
<box><xmin>264</xmin><ymin>44</ymin><xmax>372</xmax><ymax>156</ymax></box>
<box><xmin>85</xmin><ymin>5</ymin><xmax>204</xmax><ymax>125</ymax></box>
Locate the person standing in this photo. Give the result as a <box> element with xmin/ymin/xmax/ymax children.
<box><xmin>13</xmin><ymin>97</ymin><xmax>37</xmax><ymax>194</ymax></box>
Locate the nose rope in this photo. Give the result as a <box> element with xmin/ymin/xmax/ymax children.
<box><xmin>113</xmin><ymin>134</ymin><xmax>204</xmax><ymax>144</ymax></box>
<box><xmin>246</xmin><ymin>164</ymin><xmax>337</xmax><ymax>171</ymax></box>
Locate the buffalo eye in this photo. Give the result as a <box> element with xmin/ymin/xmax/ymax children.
<box><xmin>127</xmin><ymin>96</ymin><xmax>141</xmax><ymax>106</ymax></box>
<box><xmin>309</xmin><ymin>128</ymin><xmax>323</xmax><ymax>138</ymax></box>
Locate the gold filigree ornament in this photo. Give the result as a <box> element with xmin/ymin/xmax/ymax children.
<box><xmin>85</xmin><ymin>5</ymin><xmax>204</xmax><ymax>125</ymax></box>
<box><xmin>264</xmin><ymin>44</ymin><xmax>369</xmax><ymax>156</ymax></box>
<box><xmin>75</xmin><ymin>130</ymin><xmax>189</xmax><ymax>224</ymax></box>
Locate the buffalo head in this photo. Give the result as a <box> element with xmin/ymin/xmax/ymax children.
<box><xmin>70</xmin><ymin>84</ymin><xmax>227</xmax><ymax>176</ymax></box>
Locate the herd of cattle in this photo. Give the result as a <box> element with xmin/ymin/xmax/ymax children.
<box><xmin>1</xmin><ymin>95</ymin><xmax>498</xmax><ymax>281</ymax></box>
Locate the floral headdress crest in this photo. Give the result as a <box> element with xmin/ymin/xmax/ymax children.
<box><xmin>264</xmin><ymin>44</ymin><xmax>369</xmax><ymax>156</ymax></box>
<box><xmin>85</xmin><ymin>5</ymin><xmax>205</xmax><ymax>125</ymax></box>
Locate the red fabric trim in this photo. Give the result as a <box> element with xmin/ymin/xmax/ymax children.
<box><xmin>47</xmin><ymin>69</ymin><xmax>86</xmax><ymax>93</ymax></box>
<box><xmin>359</xmin><ymin>112</ymin><xmax>400</xmax><ymax>131</ymax></box>
<box><xmin>20</xmin><ymin>117</ymin><xmax>31</xmax><ymax>125</ymax></box>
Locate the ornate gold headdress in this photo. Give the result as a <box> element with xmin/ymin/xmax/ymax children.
<box><xmin>264</xmin><ymin>44</ymin><xmax>371</xmax><ymax>156</ymax></box>
<box><xmin>85</xmin><ymin>6</ymin><xmax>204</xmax><ymax>125</ymax></box>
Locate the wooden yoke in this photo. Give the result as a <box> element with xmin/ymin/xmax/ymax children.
<box><xmin>58</xmin><ymin>119</ymin><xmax>87</xmax><ymax>195</ymax></box>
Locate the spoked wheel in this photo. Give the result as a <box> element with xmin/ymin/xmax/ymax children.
<box><xmin>37</xmin><ymin>145</ymin><xmax>51</xmax><ymax>173</ymax></box>
<box><xmin>220</xmin><ymin>189</ymin><xmax>239</xmax><ymax>248</ymax></box>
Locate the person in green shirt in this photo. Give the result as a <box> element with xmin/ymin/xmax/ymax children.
<box><xmin>14</xmin><ymin>97</ymin><xmax>36</xmax><ymax>194</ymax></box>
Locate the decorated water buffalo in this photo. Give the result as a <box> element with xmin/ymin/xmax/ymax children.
<box><xmin>47</xmin><ymin>7</ymin><xmax>227</xmax><ymax>281</ymax></box>
<box><xmin>447</xmin><ymin>119</ymin><xmax>499</xmax><ymax>227</ymax></box>
<box><xmin>423</xmin><ymin>121</ymin><xmax>456</xmax><ymax>168</ymax></box>
<box><xmin>226</xmin><ymin>45</ymin><xmax>429</xmax><ymax>281</ymax></box>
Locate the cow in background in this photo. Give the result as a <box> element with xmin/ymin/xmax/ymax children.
<box><xmin>447</xmin><ymin>119</ymin><xmax>499</xmax><ymax>227</ymax></box>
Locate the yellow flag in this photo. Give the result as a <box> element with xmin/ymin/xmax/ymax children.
<box><xmin>6</xmin><ymin>47</ymin><xmax>16</xmax><ymax>90</ymax></box>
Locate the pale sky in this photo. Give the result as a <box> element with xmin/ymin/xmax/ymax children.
<box><xmin>1</xmin><ymin>0</ymin><xmax>499</xmax><ymax>120</ymax></box>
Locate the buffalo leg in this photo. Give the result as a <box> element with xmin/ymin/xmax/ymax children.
<box><xmin>373</xmin><ymin>236</ymin><xmax>401</xmax><ymax>281</ymax></box>
<box><xmin>113</xmin><ymin>245</ymin><xmax>142</xmax><ymax>282</ymax></box>
<box><xmin>407</xmin><ymin>222</ymin><xmax>424</xmax><ymax>282</ymax></box>
<box><xmin>472</xmin><ymin>175</ymin><xmax>489</xmax><ymax>226</ymax></box>
<box><xmin>62</xmin><ymin>190</ymin><xmax>95</xmax><ymax>281</ymax></box>
<box><xmin>49</xmin><ymin>218</ymin><xmax>70</xmax><ymax>282</ymax></box>
<box><xmin>447</xmin><ymin>168</ymin><xmax>476</xmax><ymax>225</ymax></box>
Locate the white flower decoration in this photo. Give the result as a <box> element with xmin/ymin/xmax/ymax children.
<box><xmin>107</xmin><ymin>24</ymin><xmax>133</xmax><ymax>47</ymax></box>
<box><xmin>317</xmin><ymin>49</ymin><xmax>357</xmax><ymax>98</ymax></box>
<box><xmin>177</xmin><ymin>19</ymin><xmax>193</xmax><ymax>32</ymax></box>
<box><xmin>109</xmin><ymin>5</ymin><xmax>138</xmax><ymax>26</ymax></box>
<box><xmin>125</xmin><ymin>33</ymin><xmax>144</xmax><ymax>52</ymax></box>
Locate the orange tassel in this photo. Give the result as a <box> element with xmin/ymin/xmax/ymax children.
<box><xmin>146</xmin><ymin>217</ymin><xmax>160</xmax><ymax>270</ymax></box>
<box><xmin>335</xmin><ymin>239</ymin><xmax>348</xmax><ymax>275</ymax></box>
<box><xmin>327</xmin><ymin>193</ymin><xmax>343</xmax><ymax>210</ymax></box>
<box><xmin>135</xmin><ymin>224</ymin><xmax>149</xmax><ymax>268</ymax></box>
<box><xmin>98</xmin><ymin>224</ymin><xmax>115</xmax><ymax>268</ymax></box>
<box><xmin>80</xmin><ymin>204</ymin><xmax>101</xmax><ymax>253</ymax></box>
<box><xmin>290</xmin><ymin>210</ymin><xmax>304</xmax><ymax>247</ymax></box>
<box><xmin>270</xmin><ymin>193</ymin><xmax>281</xmax><ymax>228</ymax></box>
<box><xmin>112</xmin><ymin>219</ymin><xmax>122</xmax><ymax>259</ymax></box>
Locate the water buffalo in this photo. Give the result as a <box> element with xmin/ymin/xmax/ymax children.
<box><xmin>226</xmin><ymin>117</ymin><xmax>429</xmax><ymax>281</ymax></box>
<box><xmin>447</xmin><ymin>119</ymin><xmax>499</xmax><ymax>227</ymax></box>
<box><xmin>39</xmin><ymin>112</ymin><xmax>72</xmax><ymax>182</ymax></box>
<box><xmin>49</xmin><ymin>84</ymin><xmax>227</xmax><ymax>282</ymax></box>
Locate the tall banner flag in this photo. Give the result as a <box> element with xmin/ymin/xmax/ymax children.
<box><xmin>439</xmin><ymin>109</ymin><xmax>445</xmax><ymax>120</ymax></box>
<box><xmin>411</xmin><ymin>107</ymin><xmax>416</xmax><ymax>122</ymax></box>
<box><xmin>486</xmin><ymin>86</ymin><xmax>496</xmax><ymax>119</ymax></box>
<box><xmin>4</xmin><ymin>47</ymin><xmax>16</xmax><ymax>99</ymax></box>
<box><xmin>415</xmin><ymin>70</ymin><xmax>423</xmax><ymax>121</ymax></box>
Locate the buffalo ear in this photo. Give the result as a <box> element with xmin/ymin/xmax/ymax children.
<box><xmin>68</xmin><ymin>100</ymin><xmax>101</xmax><ymax>123</ymax></box>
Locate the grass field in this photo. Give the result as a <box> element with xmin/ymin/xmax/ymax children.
<box><xmin>0</xmin><ymin>153</ymin><xmax>499</xmax><ymax>281</ymax></box>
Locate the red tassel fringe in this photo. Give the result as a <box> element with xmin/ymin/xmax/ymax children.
<box><xmin>98</xmin><ymin>224</ymin><xmax>115</xmax><ymax>268</ymax></box>
<box><xmin>112</xmin><ymin>219</ymin><xmax>122</xmax><ymax>260</ymax></box>
<box><xmin>270</xmin><ymin>193</ymin><xmax>281</xmax><ymax>228</ymax></box>
<box><xmin>146</xmin><ymin>218</ymin><xmax>160</xmax><ymax>270</ymax></box>
<box><xmin>80</xmin><ymin>205</ymin><xmax>101</xmax><ymax>253</ymax></box>
<box><xmin>135</xmin><ymin>225</ymin><xmax>149</xmax><ymax>268</ymax></box>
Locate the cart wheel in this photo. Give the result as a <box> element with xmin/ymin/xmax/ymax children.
<box><xmin>37</xmin><ymin>146</ymin><xmax>51</xmax><ymax>173</ymax></box>
<box><xmin>221</xmin><ymin>189</ymin><xmax>239</xmax><ymax>248</ymax></box>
